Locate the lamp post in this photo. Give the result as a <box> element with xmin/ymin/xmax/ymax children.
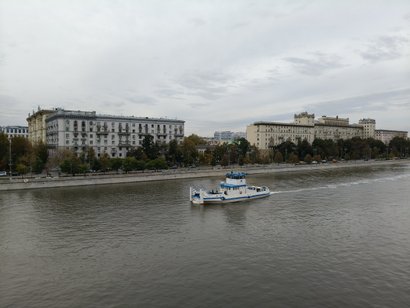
<box><xmin>8</xmin><ymin>137</ymin><xmax>12</xmax><ymax>181</ymax></box>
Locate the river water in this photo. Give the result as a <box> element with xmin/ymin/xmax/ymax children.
<box><xmin>1</xmin><ymin>163</ymin><xmax>410</xmax><ymax>307</ymax></box>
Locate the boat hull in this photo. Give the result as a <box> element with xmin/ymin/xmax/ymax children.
<box><xmin>191</xmin><ymin>192</ymin><xmax>272</xmax><ymax>205</ymax></box>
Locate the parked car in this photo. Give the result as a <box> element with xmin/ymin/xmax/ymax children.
<box><xmin>0</xmin><ymin>171</ymin><xmax>7</xmax><ymax>176</ymax></box>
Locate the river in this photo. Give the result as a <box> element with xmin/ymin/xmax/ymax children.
<box><xmin>1</xmin><ymin>162</ymin><xmax>410</xmax><ymax>307</ymax></box>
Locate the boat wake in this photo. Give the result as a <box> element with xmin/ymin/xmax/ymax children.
<box><xmin>271</xmin><ymin>173</ymin><xmax>410</xmax><ymax>195</ymax></box>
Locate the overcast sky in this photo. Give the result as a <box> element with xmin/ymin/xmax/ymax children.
<box><xmin>1</xmin><ymin>0</ymin><xmax>409</xmax><ymax>136</ymax></box>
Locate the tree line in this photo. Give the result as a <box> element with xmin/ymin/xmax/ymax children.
<box><xmin>0</xmin><ymin>132</ymin><xmax>409</xmax><ymax>176</ymax></box>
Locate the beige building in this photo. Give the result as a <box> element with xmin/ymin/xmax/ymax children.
<box><xmin>359</xmin><ymin>118</ymin><xmax>376</xmax><ymax>139</ymax></box>
<box><xmin>314</xmin><ymin>116</ymin><xmax>364</xmax><ymax>141</ymax></box>
<box><xmin>27</xmin><ymin>108</ymin><xmax>55</xmax><ymax>144</ymax></box>
<box><xmin>375</xmin><ymin>129</ymin><xmax>408</xmax><ymax>144</ymax></box>
<box><xmin>246</xmin><ymin>116</ymin><xmax>315</xmax><ymax>150</ymax></box>
<box><xmin>247</xmin><ymin>112</ymin><xmax>376</xmax><ymax>150</ymax></box>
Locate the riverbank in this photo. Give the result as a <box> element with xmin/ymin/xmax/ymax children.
<box><xmin>0</xmin><ymin>159</ymin><xmax>409</xmax><ymax>191</ymax></box>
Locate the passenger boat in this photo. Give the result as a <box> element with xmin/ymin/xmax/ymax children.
<box><xmin>190</xmin><ymin>171</ymin><xmax>271</xmax><ymax>205</ymax></box>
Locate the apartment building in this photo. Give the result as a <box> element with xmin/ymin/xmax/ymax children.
<box><xmin>45</xmin><ymin>108</ymin><xmax>184</xmax><ymax>158</ymax></box>
<box><xmin>246</xmin><ymin>112</ymin><xmax>375</xmax><ymax>150</ymax></box>
<box><xmin>0</xmin><ymin>126</ymin><xmax>29</xmax><ymax>139</ymax></box>
<box><xmin>375</xmin><ymin>129</ymin><xmax>408</xmax><ymax>145</ymax></box>
<box><xmin>27</xmin><ymin>108</ymin><xmax>55</xmax><ymax>144</ymax></box>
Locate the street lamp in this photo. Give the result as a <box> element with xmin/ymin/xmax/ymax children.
<box><xmin>8</xmin><ymin>137</ymin><xmax>12</xmax><ymax>181</ymax></box>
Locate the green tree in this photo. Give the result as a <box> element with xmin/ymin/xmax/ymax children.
<box><xmin>235</xmin><ymin>138</ymin><xmax>250</xmax><ymax>157</ymax></box>
<box><xmin>142</xmin><ymin>135</ymin><xmax>159</xmax><ymax>160</ymax></box>
<box><xmin>181</xmin><ymin>138</ymin><xmax>198</xmax><ymax>166</ymax></box>
<box><xmin>16</xmin><ymin>163</ymin><xmax>28</xmax><ymax>176</ymax></box>
<box><xmin>273</xmin><ymin>151</ymin><xmax>283</xmax><ymax>164</ymax></box>
<box><xmin>111</xmin><ymin>158</ymin><xmax>123</xmax><ymax>172</ymax></box>
<box><xmin>123</xmin><ymin>157</ymin><xmax>137</xmax><ymax>173</ymax></box>
<box><xmin>99</xmin><ymin>153</ymin><xmax>111</xmax><ymax>171</ymax></box>
<box><xmin>0</xmin><ymin>133</ymin><xmax>9</xmax><ymax>170</ymax></box>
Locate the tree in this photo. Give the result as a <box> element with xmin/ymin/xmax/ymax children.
<box><xmin>142</xmin><ymin>135</ymin><xmax>159</xmax><ymax>160</ymax></box>
<box><xmin>287</xmin><ymin>153</ymin><xmax>299</xmax><ymax>164</ymax></box>
<box><xmin>99</xmin><ymin>153</ymin><xmax>111</xmax><ymax>171</ymax></box>
<box><xmin>273</xmin><ymin>151</ymin><xmax>283</xmax><ymax>164</ymax></box>
<box><xmin>235</xmin><ymin>138</ymin><xmax>250</xmax><ymax>157</ymax></box>
<box><xmin>16</xmin><ymin>163</ymin><xmax>28</xmax><ymax>176</ymax></box>
<box><xmin>181</xmin><ymin>138</ymin><xmax>198</xmax><ymax>166</ymax></box>
<box><xmin>123</xmin><ymin>157</ymin><xmax>136</xmax><ymax>173</ymax></box>
<box><xmin>297</xmin><ymin>139</ymin><xmax>313</xmax><ymax>160</ymax></box>
<box><xmin>390</xmin><ymin>136</ymin><xmax>409</xmax><ymax>157</ymax></box>
<box><xmin>111</xmin><ymin>158</ymin><xmax>123</xmax><ymax>172</ymax></box>
<box><xmin>304</xmin><ymin>153</ymin><xmax>313</xmax><ymax>164</ymax></box>
<box><xmin>0</xmin><ymin>133</ymin><xmax>9</xmax><ymax>170</ymax></box>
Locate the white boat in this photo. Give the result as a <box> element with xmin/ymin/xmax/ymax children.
<box><xmin>190</xmin><ymin>171</ymin><xmax>271</xmax><ymax>205</ymax></box>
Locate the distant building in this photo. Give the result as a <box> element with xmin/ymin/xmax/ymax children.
<box><xmin>314</xmin><ymin>115</ymin><xmax>364</xmax><ymax>141</ymax></box>
<box><xmin>0</xmin><ymin>126</ymin><xmax>29</xmax><ymax>139</ymax></box>
<box><xmin>375</xmin><ymin>129</ymin><xmax>408</xmax><ymax>144</ymax></box>
<box><xmin>359</xmin><ymin>118</ymin><xmax>376</xmax><ymax>139</ymax></box>
<box><xmin>246</xmin><ymin>112</ymin><xmax>377</xmax><ymax>150</ymax></box>
<box><xmin>214</xmin><ymin>131</ymin><xmax>246</xmax><ymax>142</ymax></box>
<box><xmin>27</xmin><ymin>108</ymin><xmax>55</xmax><ymax>144</ymax></box>
<box><xmin>45</xmin><ymin>108</ymin><xmax>185</xmax><ymax>158</ymax></box>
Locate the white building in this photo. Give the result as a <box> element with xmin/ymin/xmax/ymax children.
<box><xmin>375</xmin><ymin>129</ymin><xmax>408</xmax><ymax>145</ymax></box>
<box><xmin>0</xmin><ymin>126</ymin><xmax>29</xmax><ymax>139</ymax></box>
<box><xmin>45</xmin><ymin>108</ymin><xmax>185</xmax><ymax>158</ymax></box>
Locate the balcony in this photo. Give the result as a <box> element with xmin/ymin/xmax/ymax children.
<box><xmin>118</xmin><ymin>130</ymin><xmax>131</xmax><ymax>136</ymax></box>
<box><xmin>96</xmin><ymin>130</ymin><xmax>109</xmax><ymax>135</ymax></box>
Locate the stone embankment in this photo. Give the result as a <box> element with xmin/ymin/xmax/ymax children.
<box><xmin>0</xmin><ymin>159</ymin><xmax>408</xmax><ymax>191</ymax></box>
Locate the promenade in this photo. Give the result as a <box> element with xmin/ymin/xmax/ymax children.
<box><xmin>0</xmin><ymin>159</ymin><xmax>408</xmax><ymax>191</ymax></box>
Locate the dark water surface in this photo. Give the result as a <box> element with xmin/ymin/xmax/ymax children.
<box><xmin>1</xmin><ymin>163</ymin><xmax>410</xmax><ymax>307</ymax></box>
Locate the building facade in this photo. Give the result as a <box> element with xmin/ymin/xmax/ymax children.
<box><xmin>246</xmin><ymin>121</ymin><xmax>314</xmax><ymax>150</ymax></box>
<box><xmin>214</xmin><ymin>131</ymin><xmax>246</xmax><ymax>142</ymax></box>
<box><xmin>358</xmin><ymin>118</ymin><xmax>376</xmax><ymax>139</ymax></box>
<box><xmin>45</xmin><ymin>109</ymin><xmax>185</xmax><ymax>158</ymax></box>
<box><xmin>0</xmin><ymin>126</ymin><xmax>29</xmax><ymax>139</ymax></box>
<box><xmin>27</xmin><ymin>108</ymin><xmax>55</xmax><ymax>144</ymax></box>
<box><xmin>314</xmin><ymin>116</ymin><xmax>363</xmax><ymax>141</ymax></box>
<box><xmin>246</xmin><ymin>112</ymin><xmax>377</xmax><ymax>150</ymax></box>
<box><xmin>375</xmin><ymin>129</ymin><xmax>408</xmax><ymax>144</ymax></box>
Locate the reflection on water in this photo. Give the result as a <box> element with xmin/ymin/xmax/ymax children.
<box><xmin>1</xmin><ymin>163</ymin><xmax>410</xmax><ymax>307</ymax></box>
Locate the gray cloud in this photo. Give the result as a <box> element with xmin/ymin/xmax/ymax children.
<box><xmin>124</xmin><ymin>95</ymin><xmax>157</xmax><ymax>106</ymax></box>
<box><xmin>284</xmin><ymin>52</ymin><xmax>345</xmax><ymax>76</ymax></box>
<box><xmin>360</xmin><ymin>34</ymin><xmax>409</xmax><ymax>62</ymax></box>
<box><xmin>1</xmin><ymin>1</ymin><xmax>409</xmax><ymax>135</ymax></box>
<box><xmin>307</xmin><ymin>88</ymin><xmax>410</xmax><ymax>116</ymax></box>
<box><xmin>174</xmin><ymin>70</ymin><xmax>233</xmax><ymax>100</ymax></box>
